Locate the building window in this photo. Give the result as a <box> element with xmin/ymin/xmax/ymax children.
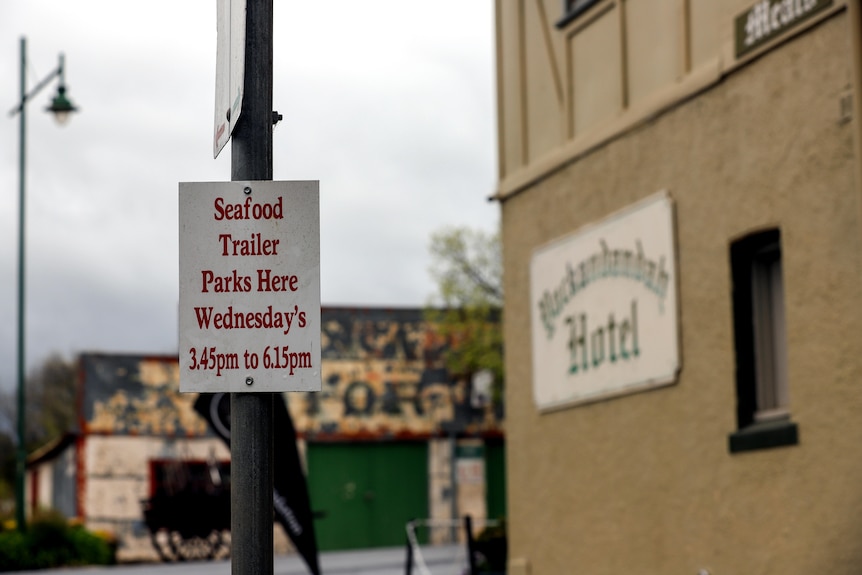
<box><xmin>556</xmin><ymin>0</ymin><xmax>603</xmax><ymax>29</ymax></box>
<box><xmin>728</xmin><ymin>229</ymin><xmax>799</xmax><ymax>453</ymax></box>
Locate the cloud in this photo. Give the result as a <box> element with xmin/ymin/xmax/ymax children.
<box><xmin>0</xmin><ymin>1</ymin><xmax>498</xmax><ymax>391</ymax></box>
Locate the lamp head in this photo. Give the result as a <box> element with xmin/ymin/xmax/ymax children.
<box><xmin>46</xmin><ymin>84</ymin><xmax>77</xmax><ymax>125</ymax></box>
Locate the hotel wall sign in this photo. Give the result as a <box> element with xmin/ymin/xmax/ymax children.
<box><xmin>735</xmin><ymin>0</ymin><xmax>833</xmax><ymax>58</ymax></box>
<box><xmin>530</xmin><ymin>191</ymin><xmax>680</xmax><ymax>411</ymax></box>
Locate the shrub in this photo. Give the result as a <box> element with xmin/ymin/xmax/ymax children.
<box><xmin>0</xmin><ymin>512</ymin><xmax>114</xmax><ymax>571</ymax></box>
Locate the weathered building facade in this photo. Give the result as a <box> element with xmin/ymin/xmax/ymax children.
<box><xmin>26</xmin><ymin>307</ymin><xmax>505</xmax><ymax>561</ymax></box>
<box><xmin>496</xmin><ymin>0</ymin><xmax>862</xmax><ymax>573</ymax></box>
<box><xmin>28</xmin><ymin>354</ymin><xmax>230</xmax><ymax>561</ymax></box>
<box><xmin>290</xmin><ymin>307</ymin><xmax>505</xmax><ymax>552</ymax></box>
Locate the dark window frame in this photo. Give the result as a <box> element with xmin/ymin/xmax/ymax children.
<box><xmin>728</xmin><ymin>228</ymin><xmax>798</xmax><ymax>454</ymax></box>
<box><xmin>556</xmin><ymin>0</ymin><xmax>603</xmax><ymax>29</ymax></box>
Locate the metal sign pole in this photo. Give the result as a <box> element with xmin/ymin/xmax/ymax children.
<box><xmin>231</xmin><ymin>0</ymin><xmax>274</xmax><ymax>574</ymax></box>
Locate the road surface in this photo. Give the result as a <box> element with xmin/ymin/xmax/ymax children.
<box><xmin>3</xmin><ymin>544</ymin><xmax>468</xmax><ymax>575</ymax></box>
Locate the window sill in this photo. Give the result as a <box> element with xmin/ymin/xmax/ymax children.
<box><xmin>728</xmin><ymin>419</ymin><xmax>799</xmax><ymax>454</ymax></box>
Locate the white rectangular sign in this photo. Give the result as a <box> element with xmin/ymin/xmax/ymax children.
<box><xmin>213</xmin><ymin>0</ymin><xmax>246</xmax><ymax>158</ymax></box>
<box><xmin>179</xmin><ymin>181</ymin><xmax>321</xmax><ymax>393</ymax></box>
<box><xmin>530</xmin><ymin>191</ymin><xmax>679</xmax><ymax>411</ymax></box>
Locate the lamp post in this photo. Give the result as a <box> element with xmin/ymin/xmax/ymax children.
<box><xmin>8</xmin><ymin>36</ymin><xmax>78</xmax><ymax>531</ymax></box>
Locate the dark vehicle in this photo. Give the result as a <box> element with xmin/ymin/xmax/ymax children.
<box><xmin>141</xmin><ymin>458</ymin><xmax>231</xmax><ymax>561</ymax></box>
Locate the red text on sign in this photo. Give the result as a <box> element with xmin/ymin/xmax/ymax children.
<box><xmin>219</xmin><ymin>232</ymin><xmax>280</xmax><ymax>256</ymax></box>
<box><xmin>201</xmin><ymin>269</ymin><xmax>252</xmax><ymax>293</ymax></box>
<box><xmin>213</xmin><ymin>196</ymin><xmax>284</xmax><ymax>220</ymax></box>
<box><xmin>193</xmin><ymin>304</ymin><xmax>307</xmax><ymax>335</ymax></box>
<box><xmin>257</xmin><ymin>269</ymin><xmax>299</xmax><ymax>292</ymax></box>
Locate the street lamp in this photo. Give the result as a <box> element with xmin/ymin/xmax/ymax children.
<box><xmin>8</xmin><ymin>37</ymin><xmax>78</xmax><ymax>531</ymax></box>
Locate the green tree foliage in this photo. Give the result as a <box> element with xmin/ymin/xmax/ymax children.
<box><xmin>427</xmin><ymin>226</ymin><xmax>504</xmax><ymax>404</ymax></box>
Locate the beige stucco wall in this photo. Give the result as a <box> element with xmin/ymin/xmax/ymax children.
<box><xmin>502</xmin><ymin>12</ymin><xmax>862</xmax><ymax>575</ymax></box>
<box><xmin>495</xmin><ymin>0</ymin><xmax>846</xmax><ymax>198</ymax></box>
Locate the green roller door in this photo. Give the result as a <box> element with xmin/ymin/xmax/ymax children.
<box><xmin>306</xmin><ymin>442</ymin><xmax>429</xmax><ymax>551</ymax></box>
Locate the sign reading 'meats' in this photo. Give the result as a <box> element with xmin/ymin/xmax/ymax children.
<box><xmin>530</xmin><ymin>191</ymin><xmax>679</xmax><ymax>411</ymax></box>
<box><xmin>179</xmin><ymin>180</ymin><xmax>321</xmax><ymax>393</ymax></box>
<box><xmin>735</xmin><ymin>0</ymin><xmax>832</xmax><ymax>58</ymax></box>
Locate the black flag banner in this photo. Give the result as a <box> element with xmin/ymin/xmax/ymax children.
<box><xmin>193</xmin><ymin>393</ymin><xmax>321</xmax><ymax>575</ymax></box>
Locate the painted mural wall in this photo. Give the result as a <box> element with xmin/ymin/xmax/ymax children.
<box><xmin>78</xmin><ymin>308</ymin><xmax>504</xmax><ymax>439</ymax></box>
<box><xmin>80</xmin><ymin>354</ymin><xmax>208</xmax><ymax>437</ymax></box>
<box><xmin>291</xmin><ymin>307</ymin><xmax>503</xmax><ymax>439</ymax></box>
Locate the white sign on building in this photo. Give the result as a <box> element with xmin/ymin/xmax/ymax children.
<box><xmin>179</xmin><ymin>181</ymin><xmax>321</xmax><ymax>393</ymax></box>
<box><xmin>530</xmin><ymin>191</ymin><xmax>679</xmax><ymax>411</ymax></box>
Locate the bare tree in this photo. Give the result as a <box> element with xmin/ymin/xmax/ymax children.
<box><xmin>0</xmin><ymin>354</ymin><xmax>77</xmax><ymax>502</ymax></box>
<box><xmin>25</xmin><ymin>354</ymin><xmax>78</xmax><ymax>449</ymax></box>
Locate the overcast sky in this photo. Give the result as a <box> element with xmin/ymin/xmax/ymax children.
<box><xmin>0</xmin><ymin>1</ymin><xmax>498</xmax><ymax>392</ymax></box>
